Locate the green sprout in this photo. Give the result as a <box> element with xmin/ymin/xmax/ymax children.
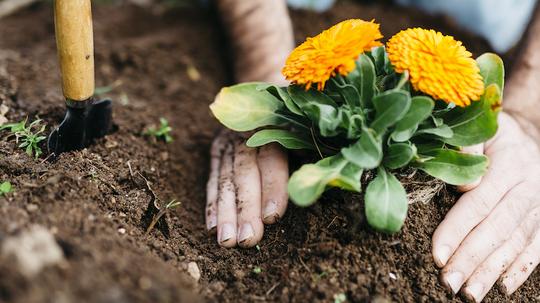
<box><xmin>0</xmin><ymin>181</ymin><xmax>13</xmax><ymax>196</ymax></box>
<box><xmin>94</xmin><ymin>79</ymin><xmax>122</xmax><ymax>97</ymax></box>
<box><xmin>145</xmin><ymin>118</ymin><xmax>173</xmax><ymax>143</ymax></box>
<box><xmin>333</xmin><ymin>293</ymin><xmax>347</xmax><ymax>303</ymax></box>
<box><xmin>165</xmin><ymin>199</ymin><xmax>181</xmax><ymax>209</ymax></box>
<box><xmin>253</xmin><ymin>266</ymin><xmax>262</xmax><ymax>274</ymax></box>
<box><xmin>0</xmin><ymin>118</ymin><xmax>47</xmax><ymax>159</ymax></box>
<box><xmin>145</xmin><ymin>199</ymin><xmax>181</xmax><ymax>234</ymax></box>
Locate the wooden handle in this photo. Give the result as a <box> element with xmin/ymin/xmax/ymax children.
<box><xmin>54</xmin><ymin>0</ymin><xmax>94</xmax><ymax>102</ymax></box>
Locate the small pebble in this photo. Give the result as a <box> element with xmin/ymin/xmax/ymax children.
<box><xmin>138</xmin><ymin>276</ymin><xmax>152</xmax><ymax>290</ymax></box>
<box><xmin>233</xmin><ymin>269</ymin><xmax>245</xmax><ymax>280</ymax></box>
<box><xmin>118</xmin><ymin>228</ymin><xmax>126</xmax><ymax>234</ymax></box>
<box><xmin>26</xmin><ymin>204</ymin><xmax>38</xmax><ymax>212</ymax></box>
<box><xmin>187</xmin><ymin>262</ymin><xmax>201</xmax><ymax>282</ymax></box>
<box><xmin>1</xmin><ymin>225</ymin><xmax>65</xmax><ymax>277</ymax></box>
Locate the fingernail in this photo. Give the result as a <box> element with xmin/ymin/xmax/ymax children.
<box><xmin>238</xmin><ymin>223</ymin><xmax>254</xmax><ymax>243</ymax></box>
<box><xmin>443</xmin><ymin>272</ymin><xmax>464</xmax><ymax>294</ymax></box>
<box><xmin>464</xmin><ymin>283</ymin><xmax>484</xmax><ymax>302</ymax></box>
<box><xmin>263</xmin><ymin>201</ymin><xmax>278</xmax><ymax>221</ymax></box>
<box><xmin>219</xmin><ymin>223</ymin><xmax>235</xmax><ymax>243</ymax></box>
<box><xmin>501</xmin><ymin>277</ymin><xmax>515</xmax><ymax>295</ymax></box>
<box><xmin>207</xmin><ymin>217</ymin><xmax>217</xmax><ymax>231</ymax></box>
<box><xmin>435</xmin><ymin>245</ymin><xmax>452</xmax><ymax>267</ymax></box>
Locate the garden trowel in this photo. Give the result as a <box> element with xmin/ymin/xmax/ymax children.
<box><xmin>48</xmin><ymin>0</ymin><xmax>112</xmax><ymax>156</ymax></box>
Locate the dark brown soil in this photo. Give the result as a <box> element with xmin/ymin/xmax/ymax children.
<box><xmin>0</xmin><ymin>1</ymin><xmax>537</xmax><ymax>303</ymax></box>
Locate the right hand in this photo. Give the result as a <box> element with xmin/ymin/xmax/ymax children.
<box><xmin>205</xmin><ymin>130</ymin><xmax>289</xmax><ymax>248</ymax></box>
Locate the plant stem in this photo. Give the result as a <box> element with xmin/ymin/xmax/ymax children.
<box><xmin>395</xmin><ymin>70</ymin><xmax>409</xmax><ymax>91</ymax></box>
<box><xmin>310</xmin><ymin>127</ymin><xmax>324</xmax><ymax>159</ymax></box>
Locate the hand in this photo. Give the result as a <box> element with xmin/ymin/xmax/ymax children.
<box><xmin>205</xmin><ymin>130</ymin><xmax>289</xmax><ymax>248</ymax></box>
<box><xmin>432</xmin><ymin>112</ymin><xmax>540</xmax><ymax>302</ymax></box>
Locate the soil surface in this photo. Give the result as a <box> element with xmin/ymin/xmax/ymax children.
<box><xmin>0</xmin><ymin>1</ymin><xmax>538</xmax><ymax>302</ymax></box>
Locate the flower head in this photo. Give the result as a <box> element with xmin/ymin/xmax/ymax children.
<box><xmin>282</xmin><ymin>19</ymin><xmax>383</xmax><ymax>90</ymax></box>
<box><xmin>387</xmin><ymin>28</ymin><xmax>484</xmax><ymax>107</ymax></box>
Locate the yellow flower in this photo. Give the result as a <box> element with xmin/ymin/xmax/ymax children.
<box><xmin>387</xmin><ymin>28</ymin><xmax>484</xmax><ymax>107</ymax></box>
<box><xmin>282</xmin><ymin>19</ymin><xmax>383</xmax><ymax>90</ymax></box>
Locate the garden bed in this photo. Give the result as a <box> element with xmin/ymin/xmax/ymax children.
<box><xmin>0</xmin><ymin>1</ymin><xmax>538</xmax><ymax>302</ymax></box>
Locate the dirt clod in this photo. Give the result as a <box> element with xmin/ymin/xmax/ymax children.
<box><xmin>1</xmin><ymin>225</ymin><xmax>64</xmax><ymax>278</ymax></box>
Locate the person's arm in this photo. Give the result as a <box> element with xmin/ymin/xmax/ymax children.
<box><xmin>217</xmin><ymin>0</ymin><xmax>294</xmax><ymax>83</ymax></box>
<box><xmin>432</xmin><ymin>7</ymin><xmax>540</xmax><ymax>302</ymax></box>
<box><xmin>206</xmin><ymin>0</ymin><xmax>293</xmax><ymax>248</ymax></box>
<box><xmin>503</xmin><ymin>6</ymin><xmax>540</xmax><ymax>141</ymax></box>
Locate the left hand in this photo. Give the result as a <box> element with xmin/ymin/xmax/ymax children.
<box><xmin>432</xmin><ymin>112</ymin><xmax>540</xmax><ymax>302</ymax></box>
<box><xmin>206</xmin><ymin>130</ymin><xmax>289</xmax><ymax>248</ymax></box>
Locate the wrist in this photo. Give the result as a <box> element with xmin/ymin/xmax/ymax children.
<box><xmin>504</xmin><ymin>110</ymin><xmax>540</xmax><ymax>143</ymax></box>
<box><xmin>236</xmin><ymin>69</ymin><xmax>288</xmax><ymax>86</ymax></box>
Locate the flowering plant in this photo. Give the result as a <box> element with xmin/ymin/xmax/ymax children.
<box><xmin>210</xmin><ymin>20</ymin><xmax>504</xmax><ymax>233</ymax></box>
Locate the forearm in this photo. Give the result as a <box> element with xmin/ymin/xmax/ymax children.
<box><xmin>503</xmin><ymin>5</ymin><xmax>540</xmax><ymax>136</ymax></box>
<box><xmin>217</xmin><ymin>0</ymin><xmax>294</xmax><ymax>84</ymax></box>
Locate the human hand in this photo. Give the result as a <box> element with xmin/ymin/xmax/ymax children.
<box><xmin>432</xmin><ymin>112</ymin><xmax>540</xmax><ymax>302</ymax></box>
<box><xmin>205</xmin><ymin>130</ymin><xmax>289</xmax><ymax>248</ymax></box>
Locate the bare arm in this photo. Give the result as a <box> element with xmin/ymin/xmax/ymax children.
<box><xmin>503</xmin><ymin>6</ymin><xmax>540</xmax><ymax>140</ymax></box>
<box><xmin>216</xmin><ymin>0</ymin><xmax>294</xmax><ymax>84</ymax></box>
<box><xmin>207</xmin><ymin>1</ymin><xmax>293</xmax><ymax>248</ymax></box>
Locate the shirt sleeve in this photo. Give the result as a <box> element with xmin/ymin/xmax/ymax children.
<box><xmin>397</xmin><ymin>0</ymin><xmax>538</xmax><ymax>53</ymax></box>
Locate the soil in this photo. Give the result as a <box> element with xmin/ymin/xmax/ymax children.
<box><xmin>0</xmin><ymin>1</ymin><xmax>538</xmax><ymax>303</ymax></box>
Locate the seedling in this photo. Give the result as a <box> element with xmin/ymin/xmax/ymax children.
<box><xmin>0</xmin><ymin>118</ymin><xmax>47</xmax><ymax>159</ymax></box>
<box><xmin>145</xmin><ymin>118</ymin><xmax>173</xmax><ymax>143</ymax></box>
<box><xmin>145</xmin><ymin>199</ymin><xmax>181</xmax><ymax>234</ymax></box>
<box><xmin>0</xmin><ymin>181</ymin><xmax>12</xmax><ymax>196</ymax></box>
<box><xmin>94</xmin><ymin>79</ymin><xmax>122</xmax><ymax>97</ymax></box>
<box><xmin>334</xmin><ymin>293</ymin><xmax>347</xmax><ymax>303</ymax></box>
<box><xmin>210</xmin><ymin>20</ymin><xmax>504</xmax><ymax>233</ymax></box>
<box><xmin>253</xmin><ymin>266</ymin><xmax>262</xmax><ymax>274</ymax></box>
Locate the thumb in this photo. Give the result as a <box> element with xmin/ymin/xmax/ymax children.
<box><xmin>457</xmin><ymin>143</ymin><xmax>485</xmax><ymax>192</ymax></box>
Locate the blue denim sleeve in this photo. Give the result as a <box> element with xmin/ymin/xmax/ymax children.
<box><xmin>396</xmin><ymin>0</ymin><xmax>538</xmax><ymax>53</ymax></box>
<box><xmin>287</xmin><ymin>0</ymin><xmax>336</xmax><ymax>13</ymax></box>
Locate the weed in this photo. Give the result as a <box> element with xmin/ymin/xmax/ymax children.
<box><xmin>94</xmin><ymin>79</ymin><xmax>122</xmax><ymax>97</ymax></box>
<box><xmin>145</xmin><ymin>118</ymin><xmax>173</xmax><ymax>143</ymax></box>
<box><xmin>145</xmin><ymin>199</ymin><xmax>181</xmax><ymax>234</ymax></box>
<box><xmin>0</xmin><ymin>118</ymin><xmax>47</xmax><ymax>159</ymax></box>
<box><xmin>0</xmin><ymin>181</ymin><xmax>12</xmax><ymax>196</ymax></box>
<box><xmin>333</xmin><ymin>293</ymin><xmax>346</xmax><ymax>303</ymax></box>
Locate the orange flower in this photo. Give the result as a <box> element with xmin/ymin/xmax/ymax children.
<box><xmin>282</xmin><ymin>19</ymin><xmax>383</xmax><ymax>90</ymax></box>
<box><xmin>387</xmin><ymin>28</ymin><xmax>484</xmax><ymax>107</ymax></box>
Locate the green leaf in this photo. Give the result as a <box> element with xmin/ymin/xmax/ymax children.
<box><xmin>0</xmin><ymin>181</ymin><xmax>12</xmax><ymax>195</ymax></box>
<box><xmin>288</xmin><ymin>85</ymin><xmax>341</xmax><ymax>137</ymax></box>
<box><xmin>328</xmin><ymin>78</ymin><xmax>361</xmax><ymax>108</ymax></box>
<box><xmin>347</xmin><ymin>54</ymin><xmax>377</xmax><ymax>108</ymax></box>
<box><xmin>369</xmin><ymin>46</ymin><xmax>386</xmax><ymax>74</ymax></box>
<box><xmin>413</xmin><ymin>149</ymin><xmax>489</xmax><ymax>185</ymax></box>
<box><xmin>441</xmin><ymin>53</ymin><xmax>504</xmax><ymax>146</ymax></box>
<box><xmin>288</xmin><ymin>85</ymin><xmax>338</xmax><ymax>108</ymax></box>
<box><xmin>246</xmin><ymin>129</ymin><xmax>314</xmax><ymax>150</ymax></box>
<box><xmin>383</xmin><ymin>143</ymin><xmax>416</xmax><ymax>169</ymax></box>
<box><xmin>371</xmin><ymin>90</ymin><xmax>411</xmax><ymax>134</ymax></box>
<box><xmin>477</xmin><ymin>53</ymin><xmax>505</xmax><ymax>89</ymax></box>
<box><xmin>262</xmin><ymin>84</ymin><xmax>304</xmax><ymax>116</ymax></box>
<box><xmin>391</xmin><ymin>96</ymin><xmax>434</xmax><ymax>142</ymax></box>
<box><xmin>365</xmin><ymin>167</ymin><xmax>408</xmax><ymax>233</ymax></box>
<box><xmin>288</xmin><ymin>155</ymin><xmax>363</xmax><ymax>207</ymax></box>
<box><xmin>341</xmin><ymin>127</ymin><xmax>382</xmax><ymax>169</ymax></box>
<box><xmin>415</xmin><ymin>124</ymin><xmax>454</xmax><ymax>138</ymax></box>
<box><xmin>442</xmin><ymin>84</ymin><xmax>501</xmax><ymax>146</ymax></box>
<box><xmin>210</xmin><ymin>82</ymin><xmax>286</xmax><ymax>131</ymax></box>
